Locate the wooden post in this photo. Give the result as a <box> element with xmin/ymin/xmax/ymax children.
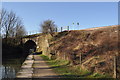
<box><xmin>61</xmin><ymin>27</ymin><xmax>62</xmax><ymax>32</ymax></box>
<box><xmin>80</xmin><ymin>53</ymin><xmax>82</xmax><ymax>65</ymax></box>
<box><xmin>80</xmin><ymin>53</ymin><xmax>82</xmax><ymax>71</ymax></box>
<box><xmin>56</xmin><ymin>28</ymin><xmax>57</xmax><ymax>32</ymax></box>
<box><xmin>113</xmin><ymin>56</ymin><xmax>117</xmax><ymax>78</ymax></box>
<box><xmin>64</xmin><ymin>53</ymin><xmax>65</xmax><ymax>60</ymax></box>
<box><xmin>67</xmin><ymin>26</ymin><xmax>69</xmax><ymax>31</ymax></box>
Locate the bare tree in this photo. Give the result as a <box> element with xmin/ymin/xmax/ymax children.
<box><xmin>40</xmin><ymin>20</ymin><xmax>57</xmax><ymax>36</ymax></box>
<box><xmin>0</xmin><ymin>8</ymin><xmax>26</xmax><ymax>44</ymax></box>
<box><xmin>0</xmin><ymin>9</ymin><xmax>7</xmax><ymax>38</ymax></box>
<box><xmin>4</xmin><ymin>11</ymin><xmax>18</xmax><ymax>38</ymax></box>
<box><xmin>0</xmin><ymin>8</ymin><xmax>7</xmax><ymax>29</ymax></box>
<box><xmin>0</xmin><ymin>9</ymin><xmax>17</xmax><ymax>39</ymax></box>
<box><xmin>15</xmin><ymin>18</ymin><xmax>26</xmax><ymax>38</ymax></box>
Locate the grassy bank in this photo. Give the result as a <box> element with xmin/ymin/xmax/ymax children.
<box><xmin>40</xmin><ymin>54</ymin><xmax>108</xmax><ymax>78</ymax></box>
<box><xmin>49</xmin><ymin>25</ymin><xmax>120</xmax><ymax>78</ymax></box>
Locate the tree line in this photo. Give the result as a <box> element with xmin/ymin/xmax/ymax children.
<box><xmin>0</xmin><ymin>8</ymin><xmax>26</xmax><ymax>45</ymax></box>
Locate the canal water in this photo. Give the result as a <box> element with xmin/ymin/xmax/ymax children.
<box><xmin>1</xmin><ymin>58</ymin><xmax>25</xmax><ymax>79</ymax></box>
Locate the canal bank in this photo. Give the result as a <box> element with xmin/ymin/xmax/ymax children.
<box><xmin>16</xmin><ymin>55</ymin><xmax>34</xmax><ymax>78</ymax></box>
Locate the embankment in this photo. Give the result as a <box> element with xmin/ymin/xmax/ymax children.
<box><xmin>46</xmin><ymin>25</ymin><xmax>120</xmax><ymax>78</ymax></box>
<box><xmin>28</xmin><ymin>25</ymin><xmax>120</xmax><ymax>78</ymax></box>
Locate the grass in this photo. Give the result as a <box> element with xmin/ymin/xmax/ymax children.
<box><xmin>40</xmin><ymin>54</ymin><xmax>108</xmax><ymax>78</ymax></box>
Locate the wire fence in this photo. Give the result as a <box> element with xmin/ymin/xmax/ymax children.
<box><xmin>27</xmin><ymin>25</ymin><xmax>81</xmax><ymax>35</ymax></box>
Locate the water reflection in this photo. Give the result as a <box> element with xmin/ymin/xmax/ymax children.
<box><xmin>1</xmin><ymin>58</ymin><xmax>24</xmax><ymax>79</ymax></box>
<box><xmin>2</xmin><ymin>65</ymin><xmax>16</xmax><ymax>78</ymax></box>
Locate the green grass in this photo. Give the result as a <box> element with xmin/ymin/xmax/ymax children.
<box><xmin>40</xmin><ymin>54</ymin><xmax>109</xmax><ymax>78</ymax></box>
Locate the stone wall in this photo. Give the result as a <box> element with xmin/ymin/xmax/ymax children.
<box><xmin>22</xmin><ymin>34</ymin><xmax>52</xmax><ymax>58</ymax></box>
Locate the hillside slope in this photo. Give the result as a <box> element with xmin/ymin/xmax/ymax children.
<box><xmin>49</xmin><ymin>25</ymin><xmax>120</xmax><ymax>77</ymax></box>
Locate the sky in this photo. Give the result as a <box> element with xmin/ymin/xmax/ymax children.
<box><xmin>2</xmin><ymin>2</ymin><xmax>118</xmax><ymax>34</ymax></box>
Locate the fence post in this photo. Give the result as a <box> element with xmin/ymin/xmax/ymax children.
<box><xmin>61</xmin><ymin>27</ymin><xmax>62</xmax><ymax>32</ymax></box>
<box><xmin>67</xmin><ymin>26</ymin><xmax>69</xmax><ymax>31</ymax></box>
<box><xmin>79</xmin><ymin>52</ymin><xmax>82</xmax><ymax>71</ymax></box>
<box><xmin>80</xmin><ymin>53</ymin><xmax>82</xmax><ymax>65</ymax></box>
<box><xmin>64</xmin><ymin>53</ymin><xmax>65</xmax><ymax>60</ymax></box>
<box><xmin>56</xmin><ymin>28</ymin><xmax>57</xmax><ymax>32</ymax></box>
<box><xmin>113</xmin><ymin>55</ymin><xmax>117</xmax><ymax>78</ymax></box>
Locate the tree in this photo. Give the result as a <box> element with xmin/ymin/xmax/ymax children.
<box><xmin>0</xmin><ymin>9</ymin><xmax>7</xmax><ymax>37</ymax></box>
<box><xmin>0</xmin><ymin>8</ymin><xmax>26</xmax><ymax>44</ymax></box>
<box><xmin>0</xmin><ymin>8</ymin><xmax>26</xmax><ymax>38</ymax></box>
<box><xmin>40</xmin><ymin>19</ymin><xmax>57</xmax><ymax>36</ymax></box>
<box><xmin>0</xmin><ymin>8</ymin><xmax>7</xmax><ymax>29</ymax></box>
<box><xmin>4</xmin><ymin>11</ymin><xmax>18</xmax><ymax>39</ymax></box>
<box><xmin>15</xmin><ymin>18</ymin><xmax>26</xmax><ymax>38</ymax></box>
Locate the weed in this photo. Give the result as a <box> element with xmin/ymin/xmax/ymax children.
<box><xmin>40</xmin><ymin>55</ymin><xmax>109</xmax><ymax>78</ymax></box>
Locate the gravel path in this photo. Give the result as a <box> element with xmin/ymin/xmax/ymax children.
<box><xmin>32</xmin><ymin>55</ymin><xmax>58</xmax><ymax>78</ymax></box>
<box><xmin>16</xmin><ymin>54</ymin><xmax>59</xmax><ymax>78</ymax></box>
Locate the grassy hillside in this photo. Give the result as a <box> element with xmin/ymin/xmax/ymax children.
<box><xmin>49</xmin><ymin>25</ymin><xmax>120</xmax><ymax>78</ymax></box>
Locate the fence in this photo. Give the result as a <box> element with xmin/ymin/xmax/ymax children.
<box><xmin>26</xmin><ymin>26</ymin><xmax>70</xmax><ymax>35</ymax></box>
<box><xmin>56</xmin><ymin>51</ymin><xmax>119</xmax><ymax>78</ymax></box>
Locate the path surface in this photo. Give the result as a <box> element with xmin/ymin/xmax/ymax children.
<box><xmin>33</xmin><ymin>55</ymin><xmax>58</xmax><ymax>78</ymax></box>
<box><xmin>16</xmin><ymin>54</ymin><xmax>58</xmax><ymax>78</ymax></box>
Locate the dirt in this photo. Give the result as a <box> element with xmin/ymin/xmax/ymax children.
<box><xmin>49</xmin><ymin>25</ymin><xmax>120</xmax><ymax>78</ymax></box>
<box><xmin>32</xmin><ymin>55</ymin><xmax>59</xmax><ymax>78</ymax></box>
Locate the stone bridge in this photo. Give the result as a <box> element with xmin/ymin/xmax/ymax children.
<box><xmin>21</xmin><ymin>34</ymin><xmax>51</xmax><ymax>55</ymax></box>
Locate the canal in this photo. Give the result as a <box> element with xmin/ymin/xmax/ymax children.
<box><xmin>1</xmin><ymin>38</ymin><xmax>37</xmax><ymax>79</ymax></box>
<box><xmin>1</xmin><ymin>58</ymin><xmax>25</xmax><ymax>79</ymax></box>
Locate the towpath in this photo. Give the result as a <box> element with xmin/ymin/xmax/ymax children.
<box><xmin>33</xmin><ymin>55</ymin><xmax>58</xmax><ymax>78</ymax></box>
<box><xmin>16</xmin><ymin>54</ymin><xmax>58</xmax><ymax>78</ymax></box>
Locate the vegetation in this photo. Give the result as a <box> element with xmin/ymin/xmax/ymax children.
<box><xmin>0</xmin><ymin>8</ymin><xmax>26</xmax><ymax>44</ymax></box>
<box><xmin>40</xmin><ymin>19</ymin><xmax>57</xmax><ymax>36</ymax></box>
<box><xmin>1</xmin><ymin>8</ymin><xmax>27</xmax><ymax>59</ymax></box>
<box><xmin>40</xmin><ymin>54</ymin><xmax>108</xmax><ymax>78</ymax></box>
<box><xmin>1</xmin><ymin>8</ymin><xmax>119</xmax><ymax>78</ymax></box>
<box><xmin>48</xmin><ymin>25</ymin><xmax>120</xmax><ymax>78</ymax></box>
